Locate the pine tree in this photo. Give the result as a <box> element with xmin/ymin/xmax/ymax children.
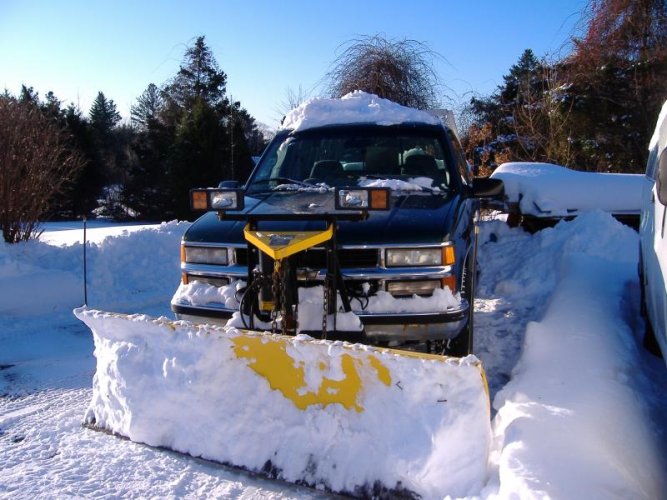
<box><xmin>160</xmin><ymin>37</ymin><xmax>255</xmax><ymax>219</ymax></box>
<box><xmin>166</xmin><ymin>98</ymin><xmax>227</xmax><ymax>218</ymax></box>
<box><xmin>467</xmin><ymin>49</ymin><xmax>553</xmax><ymax>168</ymax></box>
<box><xmin>131</xmin><ymin>83</ymin><xmax>163</xmax><ymax>130</ymax></box>
<box><xmin>89</xmin><ymin>91</ymin><xmax>121</xmax><ymax>136</ymax></box>
<box><xmin>164</xmin><ymin>36</ymin><xmax>227</xmax><ymax>111</ymax></box>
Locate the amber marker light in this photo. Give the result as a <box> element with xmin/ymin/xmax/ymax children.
<box><xmin>370</xmin><ymin>188</ymin><xmax>389</xmax><ymax>210</ymax></box>
<box><xmin>191</xmin><ymin>189</ymin><xmax>209</xmax><ymax>211</ymax></box>
<box><xmin>443</xmin><ymin>245</ymin><xmax>456</xmax><ymax>266</ymax></box>
<box><xmin>442</xmin><ymin>275</ymin><xmax>457</xmax><ymax>294</ymax></box>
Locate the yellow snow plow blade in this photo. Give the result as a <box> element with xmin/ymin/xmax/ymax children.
<box><xmin>75</xmin><ymin>307</ymin><xmax>491</xmax><ymax>498</ymax></box>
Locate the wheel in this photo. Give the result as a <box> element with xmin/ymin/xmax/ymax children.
<box><xmin>639</xmin><ymin>254</ymin><xmax>662</xmax><ymax>357</ymax></box>
<box><xmin>643</xmin><ymin>315</ymin><xmax>662</xmax><ymax>358</ymax></box>
<box><xmin>446</xmin><ymin>255</ymin><xmax>475</xmax><ymax>357</ymax></box>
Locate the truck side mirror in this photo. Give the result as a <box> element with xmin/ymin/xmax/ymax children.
<box><xmin>472</xmin><ymin>177</ymin><xmax>504</xmax><ymax>200</ymax></box>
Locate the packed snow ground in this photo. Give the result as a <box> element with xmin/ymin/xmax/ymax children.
<box><xmin>1</xmin><ymin>214</ymin><xmax>667</xmax><ymax>498</ymax></box>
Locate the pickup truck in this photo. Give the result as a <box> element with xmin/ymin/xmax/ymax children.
<box><xmin>171</xmin><ymin>92</ymin><xmax>502</xmax><ymax>356</ymax></box>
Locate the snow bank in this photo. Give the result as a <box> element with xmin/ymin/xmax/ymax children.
<box><xmin>0</xmin><ymin>221</ymin><xmax>188</xmax><ymax>317</ymax></box>
<box><xmin>484</xmin><ymin>212</ymin><xmax>667</xmax><ymax>498</ymax></box>
<box><xmin>75</xmin><ymin>308</ymin><xmax>490</xmax><ymax>498</ymax></box>
<box><xmin>490</xmin><ymin>162</ymin><xmax>643</xmax><ymax>217</ymax></box>
<box><xmin>280</xmin><ymin>91</ymin><xmax>440</xmax><ymax>132</ymax></box>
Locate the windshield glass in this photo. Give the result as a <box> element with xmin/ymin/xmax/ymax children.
<box><xmin>247</xmin><ymin>128</ymin><xmax>451</xmax><ymax>194</ymax></box>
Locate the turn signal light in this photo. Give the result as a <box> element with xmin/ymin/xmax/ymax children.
<box><xmin>443</xmin><ymin>245</ymin><xmax>456</xmax><ymax>266</ymax></box>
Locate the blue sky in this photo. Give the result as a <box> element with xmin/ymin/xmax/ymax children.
<box><xmin>1</xmin><ymin>0</ymin><xmax>587</xmax><ymax>129</ymax></box>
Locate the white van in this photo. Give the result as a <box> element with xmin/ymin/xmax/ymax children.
<box><xmin>639</xmin><ymin>99</ymin><xmax>667</xmax><ymax>363</ymax></box>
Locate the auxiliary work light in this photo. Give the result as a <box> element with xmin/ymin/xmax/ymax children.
<box><xmin>190</xmin><ymin>188</ymin><xmax>245</xmax><ymax>212</ymax></box>
<box><xmin>335</xmin><ymin>187</ymin><xmax>390</xmax><ymax>210</ymax></box>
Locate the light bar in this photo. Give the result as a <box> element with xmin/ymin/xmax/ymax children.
<box><xmin>335</xmin><ymin>187</ymin><xmax>390</xmax><ymax>211</ymax></box>
<box><xmin>190</xmin><ymin>188</ymin><xmax>245</xmax><ymax>212</ymax></box>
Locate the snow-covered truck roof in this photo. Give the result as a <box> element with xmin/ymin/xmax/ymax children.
<box><xmin>279</xmin><ymin>91</ymin><xmax>444</xmax><ymax>132</ymax></box>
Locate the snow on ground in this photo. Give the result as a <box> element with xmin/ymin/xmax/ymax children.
<box><xmin>1</xmin><ymin>213</ymin><xmax>667</xmax><ymax>498</ymax></box>
<box><xmin>490</xmin><ymin>162</ymin><xmax>644</xmax><ymax>217</ymax></box>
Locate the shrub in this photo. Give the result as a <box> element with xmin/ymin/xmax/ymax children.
<box><xmin>0</xmin><ymin>96</ymin><xmax>84</xmax><ymax>243</ymax></box>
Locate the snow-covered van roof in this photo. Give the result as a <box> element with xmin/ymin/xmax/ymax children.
<box><xmin>280</xmin><ymin>91</ymin><xmax>442</xmax><ymax>132</ymax></box>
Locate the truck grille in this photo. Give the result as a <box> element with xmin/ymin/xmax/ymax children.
<box><xmin>234</xmin><ymin>247</ymin><xmax>379</xmax><ymax>269</ymax></box>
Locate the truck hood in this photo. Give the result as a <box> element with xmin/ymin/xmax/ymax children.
<box><xmin>184</xmin><ymin>190</ymin><xmax>461</xmax><ymax>246</ymax></box>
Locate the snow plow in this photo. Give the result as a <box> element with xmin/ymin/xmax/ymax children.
<box><xmin>76</xmin><ymin>93</ymin><xmax>501</xmax><ymax>498</ymax></box>
<box><xmin>75</xmin><ymin>308</ymin><xmax>490</xmax><ymax>498</ymax></box>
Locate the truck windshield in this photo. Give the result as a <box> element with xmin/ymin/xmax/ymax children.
<box><xmin>247</xmin><ymin>128</ymin><xmax>451</xmax><ymax>193</ymax></box>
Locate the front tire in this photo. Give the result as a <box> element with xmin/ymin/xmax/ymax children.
<box><xmin>639</xmin><ymin>252</ymin><xmax>662</xmax><ymax>357</ymax></box>
<box><xmin>446</xmin><ymin>256</ymin><xmax>475</xmax><ymax>357</ymax></box>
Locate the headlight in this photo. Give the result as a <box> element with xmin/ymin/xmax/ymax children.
<box><xmin>386</xmin><ymin>248</ymin><xmax>447</xmax><ymax>267</ymax></box>
<box><xmin>183</xmin><ymin>246</ymin><xmax>229</xmax><ymax>265</ymax></box>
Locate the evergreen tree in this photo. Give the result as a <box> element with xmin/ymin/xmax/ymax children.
<box><xmin>131</xmin><ymin>83</ymin><xmax>163</xmax><ymax>130</ymax></box>
<box><xmin>467</xmin><ymin>49</ymin><xmax>552</xmax><ymax>168</ymax></box>
<box><xmin>164</xmin><ymin>36</ymin><xmax>227</xmax><ymax>111</ymax></box>
<box><xmin>123</xmin><ymin>37</ymin><xmax>262</xmax><ymax>219</ymax></box>
<box><xmin>166</xmin><ymin>98</ymin><xmax>227</xmax><ymax>218</ymax></box>
<box><xmin>53</xmin><ymin>104</ymin><xmax>101</xmax><ymax>217</ymax></box>
<box><xmin>88</xmin><ymin>91</ymin><xmax>136</xmax><ymax>216</ymax></box>
<box><xmin>89</xmin><ymin>91</ymin><xmax>121</xmax><ymax>136</ymax></box>
<box><xmin>159</xmin><ymin>37</ymin><xmax>255</xmax><ymax>219</ymax></box>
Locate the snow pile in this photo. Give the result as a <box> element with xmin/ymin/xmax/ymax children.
<box><xmin>490</xmin><ymin>162</ymin><xmax>643</xmax><ymax>216</ymax></box>
<box><xmin>0</xmin><ymin>221</ymin><xmax>188</xmax><ymax>317</ymax></box>
<box><xmin>479</xmin><ymin>212</ymin><xmax>667</xmax><ymax>498</ymax></box>
<box><xmin>75</xmin><ymin>308</ymin><xmax>490</xmax><ymax>498</ymax></box>
<box><xmin>280</xmin><ymin>91</ymin><xmax>440</xmax><ymax>132</ymax></box>
<box><xmin>359</xmin><ymin>176</ymin><xmax>442</xmax><ymax>192</ymax></box>
<box><xmin>0</xmin><ymin>250</ymin><xmax>81</xmax><ymax>315</ymax></box>
<box><xmin>3</xmin><ymin>211</ymin><xmax>667</xmax><ymax>498</ymax></box>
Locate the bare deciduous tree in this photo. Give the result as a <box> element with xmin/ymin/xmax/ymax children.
<box><xmin>275</xmin><ymin>85</ymin><xmax>311</xmax><ymax>123</ymax></box>
<box><xmin>326</xmin><ymin>35</ymin><xmax>443</xmax><ymax>109</ymax></box>
<box><xmin>0</xmin><ymin>97</ymin><xmax>84</xmax><ymax>243</ymax></box>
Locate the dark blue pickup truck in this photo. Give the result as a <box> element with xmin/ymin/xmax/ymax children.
<box><xmin>171</xmin><ymin>105</ymin><xmax>502</xmax><ymax>356</ymax></box>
